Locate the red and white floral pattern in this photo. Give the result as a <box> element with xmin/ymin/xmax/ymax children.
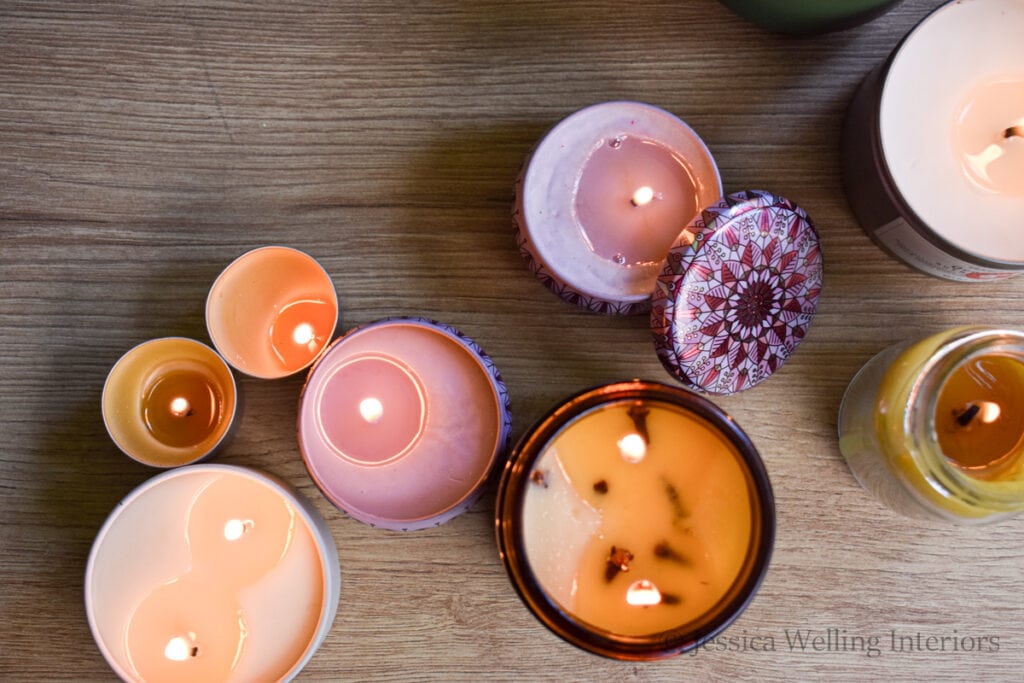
<box><xmin>651</xmin><ymin>191</ymin><xmax>822</xmax><ymax>395</ymax></box>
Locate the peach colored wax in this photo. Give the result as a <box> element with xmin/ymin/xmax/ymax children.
<box><xmin>206</xmin><ymin>246</ymin><xmax>338</xmax><ymax>379</ymax></box>
<box><xmin>102</xmin><ymin>338</ymin><xmax>236</xmax><ymax>467</ymax></box>
<box><xmin>298</xmin><ymin>318</ymin><xmax>508</xmax><ymax>530</ymax></box>
<box><xmin>521</xmin><ymin>401</ymin><xmax>755</xmax><ymax>637</ymax></box>
<box><xmin>85</xmin><ymin>465</ymin><xmax>340</xmax><ymax>683</ymax></box>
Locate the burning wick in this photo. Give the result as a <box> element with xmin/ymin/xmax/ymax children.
<box><xmin>169</xmin><ymin>397</ymin><xmax>191</xmax><ymax>417</ymax></box>
<box><xmin>359</xmin><ymin>397</ymin><xmax>384</xmax><ymax>424</ymax></box>
<box><xmin>625</xmin><ymin>580</ymin><xmax>662</xmax><ymax>606</ymax></box>
<box><xmin>954</xmin><ymin>401</ymin><xmax>1001</xmax><ymax>427</ymax></box>
<box><xmin>627</xmin><ymin>402</ymin><xmax>650</xmax><ymax>444</ymax></box>
<box><xmin>1004</xmin><ymin>126</ymin><xmax>1023</xmax><ymax>140</ymax></box>
<box><xmin>223</xmin><ymin>518</ymin><xmax>253</xmax><ymax>541</ymax></box>
<box><xmin>292</xmin><ymin>322</ymin><xmax>316</xmax><ymax>346</ymax></box>
<box><xmin>617</xmin><ymin>433</ymin><xmax>647</xmax><ymax>464</ymax></box>
<box><xmin>164</xmin><ymin>635</ymin><xmax>198</xmax><ymax>661</ymax></box>
<box><xmin>630</xmin><ymin>186</ymin><xmax>655</xmax><ymax>207</ymax></box>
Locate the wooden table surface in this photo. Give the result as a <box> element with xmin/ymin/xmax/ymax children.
<box><xmin>3</xmin><ymin>0</ymin><xmax>1023</xmax><ymax>680</ymax></box>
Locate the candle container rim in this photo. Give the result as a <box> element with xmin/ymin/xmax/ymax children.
<box><xmin>101</xmin><ymin>336</ymin><xmax>238</xmax><ymax>468</ymax></box>
<box><xmin>84</xmin><ymin>463</ymin><xmax>341</xmax><ymax>683</ymax></box>
<box><xmin>298</xmin><ymin>316</ymin><xmax>512</xmax><ymax>530</ymax></box>
<box><xmin>899</xmin><ymin>326</ymin><xmax>1024</xmax><ymax>512</ymax></box>
<box><xmin>494</xmin><ymin>379</ymin><xmax>775</xmax><ymax>660</ymax></box>
<box><xmin>205</xmin><ymin>244</ymin><xmax>340</xmax><ymax>379</ymax></box>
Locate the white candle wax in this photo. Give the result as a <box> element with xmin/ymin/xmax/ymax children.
<box><xmin>878</xmin><ymin>0</ymin><xmax>1024</xmax><ymax>267</ymax></box>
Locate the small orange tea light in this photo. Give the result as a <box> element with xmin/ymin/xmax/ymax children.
<box><xmin>206</xmin><ymin>246</ymin><xmax>339</xmax><ymax>379</ymax></box>
<box><xmin>85</xmin><ymin>465</ymin><xmax>340</xmax><ymax>682</ymax></box>
<box><xmin>496</xmin><ymin>381</ymin><xmax>774</xmax><ymax>659</ymax></box>
<box><xmin>102</xmin><ymin>338</ymin><xmax>237</xmax><ymax>467</ymax></box>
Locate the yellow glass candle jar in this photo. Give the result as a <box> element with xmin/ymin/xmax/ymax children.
<box><xmin>839</xmin><ymin>326</ymin><xmax>1024</xmax><ymax>523</ymax></box>
<box><xmin>495</xmin><ymin>380</ymin><xmax>774</xmax><ymax>659</ymax></box>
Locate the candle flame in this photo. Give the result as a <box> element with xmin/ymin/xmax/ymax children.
<box><xmin>618</xmin><ymin>432</ymin><xmax>647</xmax><ymax>464</ymax></box>
<box><xmin>978</xmin><ymin>401</ymin><xmax>1002</xmax><ymax>424</ymax></box>
<box><xmin>630</xmin><ymin>185</ymin><xmax>655</xmax><ymax>207</ymax></box>
<box><xmin>292</xmin><ymin>322</ymin><xmax>315</xmax><ymax>346</ymax></box>
<box><xmin>626</xmin><ymin>579</ymin><xmax>662</xmax><ymax>606</ymax></box>
<box><xmin>164</xmin><ymin>635</ymin><xmax>195</xmax><ymax>662</ymax></box>
<box><xmin>359</xmin><ymin>397</ymin><xmax>384</xmax><ymax>424</ymax></box>
<box><xmin>169</xmin><ymin>396</ymin><xmax>190</xmax><ymax>417</ymax></box>
<box><xmin>223</xmin><ymin>518</ymin><xmax>253</xmax><ymax>542</ymax></box>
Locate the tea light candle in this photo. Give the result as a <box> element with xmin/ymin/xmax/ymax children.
<box><xmin>298</xmin><ymin>317</ymin><xmax>511</xmax><ymax>530</ymax></box>
<box><xmin>514</xmin><ymin>101</ymin><xmax>722</xmax><ymax>314</ymax></box>
<box><xmin>85</xmin><ymin>464</ymin><xmax>341</xmax><ymax>682</ymax></box>
<box><xmin>717</xmin><ymin>0</ymin><xmax>902</xmax><ymax>34</ymax></box>
<box><xmin>496</xmin><ymin>381</ymin><xmax>774</xmax><ymax>659</ymax></box>
<box><xmin>839</xmin><ymin>326</ymin><xmax>1024</xmax><ymax>522</ymax></box>
<box><xmin>842</xmin><ymin>0</ymin><xmax>1024</xmax><ymax>280</ymax></box>
<box><xmin>102</xmin><ymin>338</ymin><xmax>237</xmax><ymax>467</ymax></box>
<box><xmin>206</xmin><ymin>246</ymin><xmax>339</xmax><ymax>378</ymax></box>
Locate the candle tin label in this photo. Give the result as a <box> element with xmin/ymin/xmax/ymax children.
<box><xmin>873</xmin><ymin>218</ymin><xmax>1016</xmax><ymax>282</ymax></box>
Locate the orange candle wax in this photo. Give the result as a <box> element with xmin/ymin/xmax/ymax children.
<box><xmin>206</xmin><ymin>246</ymin><xmax>338</xmax><ymax>379</ymax></box>
<box><xmin>102</xmin><ymin>338</ymin><xmax>236</xmax><ymax>467</ymax></box>
<box><xmin>496</xmin><ymin>381</ymin><xmax>773</xmax><ymax>659</ymax></box>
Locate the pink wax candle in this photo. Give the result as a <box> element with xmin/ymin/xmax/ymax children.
<box><xmin>514</xmin><ymin>101</ymin><xmax>722</xmax><ymax>314</ymax></box>
<box><xmin>298</xmin><ymin>317</ymin><xmax>511</xmax><ymax>530</ymax></box>
<box><xmin>206</xmin><ymin>246</ymin><xmax>339</xmax><ymax>378</ymax></box>
<box><xmin>842</xmin><ymin>0</ymin><xmax>1024</xmax><ymax>280</ymax></box>
<box><xmin>85</xmin><ymin>465</ymin><xmax>340</xmax><ymax>682</ymax></box>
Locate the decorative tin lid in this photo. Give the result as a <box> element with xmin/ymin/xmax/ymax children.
<box><xmin>651</xmin><ymin>190</ymin><xmax>822</xmax><ymax>395</ymax></box>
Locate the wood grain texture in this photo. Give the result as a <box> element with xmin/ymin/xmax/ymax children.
<box><xmin>2</xmin><ymin>0</ymin><xmax>1022</xmax><ymax>680</ymax></box>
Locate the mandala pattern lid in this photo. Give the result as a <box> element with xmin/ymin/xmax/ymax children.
<box><xmin>650</xmin><ymin>190</ymin><xmax>822</xmax><ymax>395</ymax></box>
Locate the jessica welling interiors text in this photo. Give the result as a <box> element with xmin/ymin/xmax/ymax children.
<box><xmin>690</xmin><ymin>629</ymin><xmax>1002</xmax><ymax>658</ymax></box>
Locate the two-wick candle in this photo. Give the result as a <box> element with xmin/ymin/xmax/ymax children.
<box><xmin>85</xmin><ymin>465</ymin><xmax>340</xmax><ymax>682</ymax></box>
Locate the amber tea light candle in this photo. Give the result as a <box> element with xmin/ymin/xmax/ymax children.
<box><xmin>299</xmin><ymin>317</ymin><xmax>512</xmax><ymax>530</ymax></box>
<box><xmin>102</xmin><ymin>337</ymin><xmax>237</xmax><ymax>467</ymax></box>
<box><xmin>842</xmin><ymin>0</ymin><xmax>1024</xmax><ymax>280</ymax></box>
<box><xmin>839</xmin><ymin>326</ymin><xmax>1024</xmax><ymax>523</ymax></box>
<box><xmin>85</xmin><ymin>464</ymin><xmax>341</xmax><ymax>682</ymax></box>
<box><xmin>495</xmin><ymin>381</ymin><xmax>774</xmax><ymax>659</ymax></box>
<box><xmin>206</xmin><ymin>246</ymin><xmax>339</xmax><ymax>378</ymax></box>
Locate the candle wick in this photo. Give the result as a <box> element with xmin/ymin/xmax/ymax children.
<box><xmin>954</xmin><ymin>403</ymin><xmax>981</xmax><ymax>427</ymax></box>
<box><xmin>1004</xmin><ymin>126</ymin><xmax>1023</xmax><ymax>140</ymax></box>
<box><xmin>627</xmin><ymin>402</ymin><xmax>650</xmax><ymax>444</ymax></box>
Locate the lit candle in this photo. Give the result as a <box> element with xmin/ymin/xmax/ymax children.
<box><xmin>298</xmin><ymin>317</ymin><xmax>511</xmax><ymax>530</ymax></box>
<box><xmin>85</xmin><ymin>465</ymin><xmax>340</xmax><ymax>682</ymax></box>
<box><xmin>206</xmin><ymin>246</ymin><xmax>339</xmax><ymax>378</ymax></box>
<box><xmin>514</xmin><ymin>101</ymin><xmax>722</xmax><ymax>314</ymax></box>
<box><xmin>102</xmin><ymin>337</ymin><xmax>237</xmax><ymax>467</ymax></box>
<box><xmin>839</xmin><ymin>326</ymin><xmax>1024</xmax><ymax>522</ymax></box>
<box><xmin>717</xmin><ymin>0</ymin><xmax>902</xmax><ymax>34</ymax></box>
<box><xmin>496</xmin><ymin>381</ymin><xmax>774</xmax><ymax>659</ymax></box>
<box><xmin>842</xmin><ymin>0</ymin><xmax>1024</xmax><ymax>280</ymax></box>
